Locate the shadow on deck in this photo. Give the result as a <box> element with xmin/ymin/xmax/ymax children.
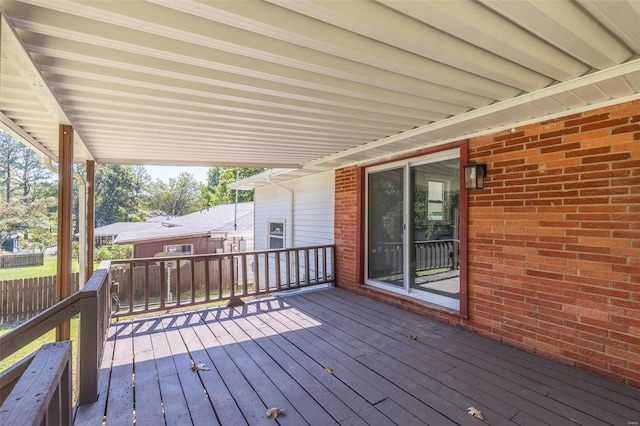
<box><xmin>75</xmin><ymin>287</ymin><xmax>640</xmax><ymax>425</ymax></box>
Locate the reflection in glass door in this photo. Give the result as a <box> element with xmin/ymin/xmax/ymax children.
<box><xmin>366</xmin><ymin>151</ymin><xmax>461</xmax><ymax>310</ymax></box>
<box><xmin>367</xmin><ymin>167</ymin><xmax>404</xmax><ymax>287</ymax></box>
<box><xmin>409</xmin><ymin>159</ymin><xmax>460</xmax><ymax>308</ymax></box>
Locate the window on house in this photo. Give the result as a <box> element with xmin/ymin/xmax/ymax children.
<box><xmin>268</xmin><ymin>221</ymin><xmax>285</xmax><ymax>249</ymax></box>
<box><xmin>428</xmin><ymin>181</ymin><xmax>445</xmax><ymax>221</ymax></box>
<box><xmin>164</xmin><ymin>244</ymin><xmax>193</xmax><ymax>255</ymax></box>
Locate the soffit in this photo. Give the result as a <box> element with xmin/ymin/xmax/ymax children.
<box><xmin>0</xmin><ymin>0</ymin><xmax>638</xmax><ymax>168</ymax></box>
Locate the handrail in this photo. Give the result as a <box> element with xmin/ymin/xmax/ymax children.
<box><xmin>0</xmin><ymin>341</ymin><xmax>72</xmax><ymax>426</ymax></box>
<box><xmin>0</xmin><ymin>353</ymin><xmax>35</xmax><ymax>403</ymax></box>
<box><xmin>110</xmin><ymin>245</ymin><xmax>335</xmax><ymax>317</ymax></box>
<box><xmin>0</xmin><ymin>293</ymin><xmax>81</xmax><ymax>361</ymax></box>
<box><xmin>0</xmin><ymin>261</ymin><xmax>112</xmax><ymax>408</ymax></box>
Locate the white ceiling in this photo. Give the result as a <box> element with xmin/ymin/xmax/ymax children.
<box><xmin>1</xmin><ymin>0</ymin><xmax>639</xmax><ymax>174</ymax></box>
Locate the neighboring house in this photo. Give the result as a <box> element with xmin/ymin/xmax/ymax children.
<box><xmin>93</xmin><ymin>222</ymin><xmax>159</xmax><ymax>247</ymax></box>
<box><xmin>244</xmin><ymin>170</ymin><xmax>335</xmax><ymax>251</ymax></box>
<box><xmin>1</xmin><ymin>235</ymin><xmax>19</xmax><ymax>253</ymax></box>
<box><xmin>233</xmin><ymin>100</ymin><xmax>640</xmax><ymax>387</ymax></box>
<box><xmin>95</xmin><ymin>202</ymin><xmax>254</xmax><ymax>259</ymax></box>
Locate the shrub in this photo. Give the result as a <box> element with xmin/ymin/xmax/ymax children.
<box><xmin>94</xmin><ymin>244</ymin><xmax>133</xmax><ymax>261</ymax></box>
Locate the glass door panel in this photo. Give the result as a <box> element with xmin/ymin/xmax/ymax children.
<box><xmin>367</xmin><ymin>167</ymin><xmax>404</xmax><ymax>287</ymax></box>
<box><xmin>410</xmin><ymin>158</ymin><xmax>460</xmax><ymax>305</ymax></box>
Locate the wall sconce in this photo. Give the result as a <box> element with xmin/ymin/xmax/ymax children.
<box><xmin>464</xmin><ymin>163</ymin><xmax>487</xmax><ymax>190</ymax></box>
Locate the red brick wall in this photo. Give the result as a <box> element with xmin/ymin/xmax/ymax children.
<box><xmin>333</xmin><ymin>100</ymin><xmax>640</xmax><ymax>387</ymax></box>
<box><xmin>334</xmin><ymin>166</ymin><xmax>360</xmax><ymax>287</ymax></box>
<box><xmin>468</xmin><ymin>100</ymin><xmax>640</xmax><ymax>387</ymax></box>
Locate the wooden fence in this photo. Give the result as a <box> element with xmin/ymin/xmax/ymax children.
<box><xmin>0</xmin><ymin>253</ymin><xmax>44</xmax><ymax>269</ymax></box>
<box><xmin>0</xmin><ymin>273</ymin><xmax>80</xmax><ymax>324</ymax></box>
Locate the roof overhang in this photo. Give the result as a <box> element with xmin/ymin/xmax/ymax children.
<box><xmin>1</xmin><ymin>0</ymin><xmax>639</xmax><ymax>171</ymax></box>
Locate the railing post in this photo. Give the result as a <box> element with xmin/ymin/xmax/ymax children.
<box><xmin>78</xmin><ymin>286</ymin><xmax>99</xmax><ymax>405</ymax></box>
<box><xmin>77</xmin><ymin>261</ymin><xmax>110</xmax><ymax>406</ymax></box>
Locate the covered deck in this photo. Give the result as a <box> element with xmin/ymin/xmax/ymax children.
<box><xmin>76</xmin><ymin>288</ymin><xmax>640</xmax><ymax>426</ymax></box>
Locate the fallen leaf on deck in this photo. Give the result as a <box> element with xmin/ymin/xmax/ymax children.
<box><xmin>467</xmin><ymin>407</ymin><xmax>485</xmax><ymax>421</ymax></box>
<box><xmin>266</xmin><ymin>407</ymin><xmax>285</xmax><ymax>419</ymax></box>
<box><xmin>407</xmin><ymin>334</ymin><xmax>417</xmax><ymax>340</ymax></box>
<box><xmin>190</xmin><ymin>360</ymin><xmax>210</xmax><ymax>371</ymax></box>
<box><xmin>325</xmin><ymin>366</ymin><xmax>333</xmax><ymax>374</ymax></box>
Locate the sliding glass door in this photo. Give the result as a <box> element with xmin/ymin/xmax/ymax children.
<box><xmin>366</xmin><ymin>149</ymin><xmax>461</xmax><ymax>310</ymax></box>
<box><xmin>367</xmin><ymin>167</ymin><xmax>404</xmax><ymax>287</ymax></box>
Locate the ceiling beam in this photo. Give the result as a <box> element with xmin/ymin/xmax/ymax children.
<box><xmin>0</xmin><ymin>111</ymin><xmax>58</xmax><ymax>160</ymax></box>
<box><xmin>305</xmin><ymin>59</ymin><xmax>640</xmax><ymax>168</ymax></box>
<box><xmin>1</xmin><ymin>11</ymin><xmax>93</xmax><ymax>161</ymax></box>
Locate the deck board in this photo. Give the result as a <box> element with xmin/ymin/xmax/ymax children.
<box><xmin>192</xmin><ymin>316</ymin><xmax>271</xmax><ymax>426</ymax></box>
<box><xmin>131</xmin><ymin>320</ymin><xmax>165</xmax><ymax>426</ymax></box>
<box><xmin>286</xmin><ymin>296</ymin><xmax>470</xmax><ymax>425</ymax></box>
<box><xmin>216</xmin><ymin>307</ymin><xmax>340</xmax><ymax>425</ymax></box>
<box><xmin>160</xmin><ymin>316</ymin><xmax>219</xmax><ymax>426</ymax></box>
<box><xmin>177</xmin><ymin>324</ymin><xmax>245</xmax><ymax>426</ymax></box>
<box><xmin>241</xmin><ymin>303</ymin><xmax>394</xmax><ymax>426</ymax></box>
<box><xmin>106</xmin><ymin>321</ymin><xmax>135</xmax><ymax>425</ymax></box>
<box><xmin>306</xmin><ymin>290</ymin><xmax>610</xmax><ymax>426</ymax></box>
<box><xmin>77</xmin><ymin>287</ymin><xmax>640</xmax><ymax>425</ymax></box>
<box><xmin>148</xmin><ymin>319</ymin><xmax>192</xmax><ymax>426</ymax></box>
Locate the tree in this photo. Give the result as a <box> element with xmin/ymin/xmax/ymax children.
<box><xmin>0</xmin><ymin>197</ymin><xmax>56</xmax><ymax>251</ymax></box>
<box><xmin>0</xmin><ymin>131</ymin><xmax>21</xmax><ymax>202</ymax></box>
<box><xmin>0</xmin><ymin>130</ymin><xmax>55</xmax><ymax>203</ymax></box>
<box><xmin>144</xmin><ymin>172</ymin><xmax>201</xmax><ymax>216</ymax></box>
<box><xmin>15</xmin><ymin>146</ymin><xmax>50</xmax><ymax>201</ymax></box>
<box><xmin>201</xmin><ymin>167</ymin><xmax>265</xmax><ymax>207</ymax></box>
<box><xmin>92</xmin><ymin>164</ymin><xmax>149</xmax><ymax>227</ymax></box>
<box><xmin>0</xmin><ymin>131</ymin><xmax>57</xmax><ymax>252</ymax></box>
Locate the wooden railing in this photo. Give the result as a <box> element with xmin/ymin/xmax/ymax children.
<box><xmin>0</xmin><ymin>341</ymin><xmax>72</xmax><ymax>425</ymax></box>
<box><xmin>0</xmin><ymin>261</ymin><xmax>112</xmax><ymax>421</ymax></box>
<box><xmin>110</xmin><ymin>245</ymin><xmax>335</xmax><ymax>317</ymax></box>
<box><xmin>0</xmin><ymin>245</ymin><xmax>334</xmax><ymax>422</ymax></box>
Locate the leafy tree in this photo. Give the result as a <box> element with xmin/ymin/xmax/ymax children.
<box><xmin>0</xmin><ymin>131</ymin><xmax>20</xmax><ymax>202</ymax></box>
<box><xmin>0</xmin><ymin>131</ymin><xmax>54</xmax><ymax>203</ymax></box>
<box><xmin>15</xmin><ymin>146</ymin><xmax>50</xmax><ymax>201</ymax></box>
<box><xmin>0</xmin><ymin>131</ymin><xmax>57</xmax><ymax>252</ymax></box>
<box><xmin>0</xmin><ymin>198</ymin><xmax>56</xmax><ymax>251</ymax></box>
<box><xmin>201</xmin><ymin>167</ymin><xmax>265</xmax><ymax>207</ymax></box>
<box><xmin>144</xmin><ymin>172</ymin><xmax>201</xmax><ymax>216</ymax></box>
<box><xmin>91</xmin><ymin>164</ymin><xmax>149</xmax><ymax>227</ymax></box>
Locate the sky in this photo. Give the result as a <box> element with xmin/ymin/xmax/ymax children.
<box><xmin>144</xmin><ymin>165</ymin><xmax>210</xmax><ymax>184</ymax></box>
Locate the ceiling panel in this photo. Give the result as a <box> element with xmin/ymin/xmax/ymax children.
<box><xmin>1</xmin><ymin>0</ymin><xmax>639</xmax><ymax>171</ymax></box>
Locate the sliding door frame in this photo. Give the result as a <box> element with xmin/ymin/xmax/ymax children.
<box><xmin>362</xmin><ymin>142</ymin><xmax>469</xmax><ymax>316</ymax></box>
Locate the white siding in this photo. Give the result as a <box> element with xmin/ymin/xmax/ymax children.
<box><xmin>291</xmin><ymin>171</ymin><xmax>335</xmax><ymax>247</ymax></box>
<box><xmin>254</xmin><ymin>170</ymin><xmax>335</xmax><ymax>250</ymax></box>
<box><xmin>254</xmin><ymin>185</ymin><xmax>292</xmax><ymax>250</ymax></box>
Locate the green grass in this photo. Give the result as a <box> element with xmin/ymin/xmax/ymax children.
<box><xmin>0</xmin><ymin>255</ymin><xmax>80</xmax><ymax>280</ymax></box>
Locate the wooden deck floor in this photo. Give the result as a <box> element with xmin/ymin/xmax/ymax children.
<box><xmin>75</xmin><ymin>287</ymin><xmax>640</xmax><ymax>426</ymax></box>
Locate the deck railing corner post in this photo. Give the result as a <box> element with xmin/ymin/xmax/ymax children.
<box><xmin>78</xmin><ymin>285</ymin><xmax>99</xmax><ymax>406</ymax></box>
